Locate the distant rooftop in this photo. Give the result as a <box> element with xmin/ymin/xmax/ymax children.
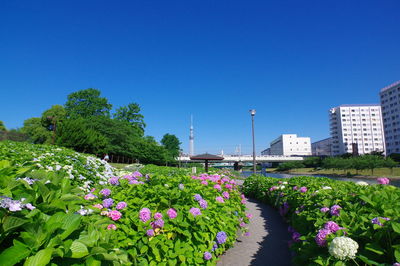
<box><xmin>337</xmin><ymin>104</ymin><xmax>380</xmax><ymax>107</ymax></box>
<box><xmin>380</xmin><ymin>80</ymin><xmax>400</xmax><ymax>93</ymax></box>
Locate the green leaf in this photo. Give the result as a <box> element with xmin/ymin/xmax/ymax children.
<box><xmin>365</xmin><ymin>243</ymin><xmax>385</xmax><ymax>255</ymax></box>
<box><xmin>395</xmin><ymin>250</ymin><xmax>400</xmax><ymax>262</ymax></box>
<box><xmin>3</xmin><ymin>216</ymin><xmax>27</xmax><ymax>232</ymax></box>
<box><xmin>60</xmin><ymin>194</ymin><xmax>82</xmax><ymax>202</ymax></box>
<box><xmin>140</xmin><ymin>245</ymin><xmax>148</xmax><ymax>254</ymax></box>
<box><xmin>0</xmin><ymin>241</ymin><xmax>31</xmax><ymax>266</ymax></box>
<box><xmin>358</xmin><ymin>255</ymin><xmax>379</xmax><ymax>265</ymax></box>
<box><xmin>24</xmin><ymin>248</ymin><xmax>54</xmax><ymax>266</ymax></box>
<box><xmin>60</xmin><ymin>214</ymin><xmax>81</xmax><ymax>240</ymax></box>
<box><xmin>85</xmin><ymin>256</ymin><xmax>102</xmax><ymax>266</ymax></box>
<box><xmin>392</xmin><ymin>222</ymin><xmax>400</xmax><ymax>234</ymax></box>
<box><xmin>69</xmin><ymin>241</ymin><xmax>89</xmax><ymax>258</ymax></box>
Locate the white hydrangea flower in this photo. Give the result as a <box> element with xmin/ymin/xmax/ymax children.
<box><xmin>356</xmin><ymin>181</ymin><xmax>369</xmax><ymax>186</ymax></box>
<box><xmin>329</xmin><ymin>236</ymin><xmax>358</xmax><ymax>260</ymax></box>
<box><xmin>279</xmin><ymin>185</ymin><xmax>285</xmax><ymax>190</ymax></box>
<box><xmin>282</xmin><ymin>181</ymin><xmax>288</xmax><ymax>185</ymax></box>
<box><xmin>322</xmin><ymin>186</ymin><xmax>332</xmax><ymax>190</ymax></box>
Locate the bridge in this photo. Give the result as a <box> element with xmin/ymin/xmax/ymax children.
<box><xmin>177</xmin><ymin>155</ymin><xmax>304</xmax><ymax>163</ymax></box>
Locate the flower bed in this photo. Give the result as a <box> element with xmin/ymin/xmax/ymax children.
<box><xmin>242</xmin><ymin>175</ymin><xmax>400</xmax><ymax>265</ymax></box>
<box><xmin>0</xmin><ymin>141</ymin><xmax>248</xmax><ymax>265</ymax></box>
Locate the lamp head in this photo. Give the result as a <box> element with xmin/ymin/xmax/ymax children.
<box><xmin>249</xmin><ymin>109</ymin><xmax>256</xmax><ymax>116</ymax></box>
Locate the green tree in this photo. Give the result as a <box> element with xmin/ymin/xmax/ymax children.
<box><xmin>161</xmin><ymin>134</ymin><xmax>181</xmax><ymax>161</ymax></box>
<box><xmin>0</xmin><ymin>121</ymin><xmax>6</xmax><ymax>132</ymax></box>
<box><xmin>20</xmin><ymin>117</ymin><xmax>52</xmax><ymax>144</ymax></box>
<box><xmin>65</xmin><ymin>88</ymin><xmax>112</xmax><ymax>118</ymax></box>
<box><xmin>114</xmin><ymin>103</ymin><xmax>146</xmax><ymax>134</ymax></box>
<box><xmin>132</xmin><ymin>137</ymin><xmax>168</xmax><ymax>165</ymax></box>
<box><xmin>56</xmin><ymin>118</ymin><xmax>108</xmax><ymax>154</ymax></box>
<box><xmin>41</xmin><ymin>105</ymin><xmax>66</xmax><ymax>130</ymax></box>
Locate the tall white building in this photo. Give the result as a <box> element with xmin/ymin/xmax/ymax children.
<box><xmin>329</xmin><ymin>105</ymin><xmax>385</xmax><ymax>156</ymax></box>
<box><xmin>380</xmin><ymin>80</ymin><xmax>400</xmax><ymax>155</ymax></box>
<box><xmin>270</xmin><ymin>134</ymin><xmax>311</xmax><ymax>156</ymax></box>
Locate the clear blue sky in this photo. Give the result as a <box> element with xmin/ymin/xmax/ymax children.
<box><xmin>1</xmin><ymin>0</ymin><xmax>399</xmax><ymax>155</ymax></box>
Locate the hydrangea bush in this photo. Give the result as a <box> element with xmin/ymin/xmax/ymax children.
<box><xmin>242</xmin><ymin>175</ymin><xmax>400</xmax><ymax>265</ymax></box>
<box><xmin>0</xmin><ymin>141</ymin><xmax>249</xmax><ymax>265</ymax></box>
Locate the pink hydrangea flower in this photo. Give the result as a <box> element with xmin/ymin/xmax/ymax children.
<box><xmin>377</xmin><ymin>177</ymin><xmax>390</xmax><ymax>185</ymax></box>
<box><xmin>84</xmin><ymin>193</ymin><xmax>97</xmax><ymax>200</ymax></box>
<box><xmin>246</xmin><ymin>213</ymin><xmax>253</xmax><ymax>219</ymax></box>
<box><xmin>108</xmin><ymin>210</ymin><xmax>122</xmax><ymax>221</ymax></box>
<box><xmin>324</xmin><ymin>221</ymin><xmax>341</xmax><ymax>233</ymax></box>
<box><xmin>214</xmin><ymin>184</ymin><xmax>222</xmax><ymax>191</ymax></box>
<box><xmin>139</xmin><ymin>208</ymin><xmax>151</xmax><ymax>222</ymax></box>
<box><xmin>216</xmin><ymin>196</ymin><xmax>225</xmax><ymax>203</ymax></box>
<box><xmin>299</xmin><ymin>187</ymin><xmax>307</xmax><ymax>193</ymax></box>
<box><xmin>222</xmin><ymin>191</ymin><xmax>230</xmax><ymax>199</ymax></box>
<box><xmin>107</xmin><ymin>224</ymin><xmax>117</xmax><ymax>230</ymax></box>
<box><xmin>154</xmin><ymin>212</ymin><xmax>163</xmax><ymax>219</ymax></box>
<box><xmin>116</xmin><ymin>202</ymin><xmax>127</xmax><ymax>210</ymax></box>
<box><xmin>93</xmin><ymin>204</ymin><xmax>103</xmax><ymax>209</ymax></box>
<box><xmin>167</xmin><ymin>208</ymin><xmax>177</xmax><ymax>219</ymax></box>
<box><xmin>225</xmin><ymin>184</ymin><xmax>233</xmax><ymax>189</ymax></box>
<box><xmin>189</xmin><ymin>207</ymin><xmax>201</xmax><ymax>217</ymax></box>
<box><xmin>320</xmin><ymin>207</ymin><xmax>329</xmax><ymax>213</ymax></box>
<box><xmin>201</xmin><ymin>181</ymin><xmax>208</xmax><ymax>185</ymax></box>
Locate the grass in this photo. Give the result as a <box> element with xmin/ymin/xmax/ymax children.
<box><xmin>267</xmin><ymin>167</ymin><xmax>400</xmax><ymax>178</ymax></box>
<box><xmin>109</xmin><ymin>163</ymin><xmax>130</xmax><ymax>169</ymax></box>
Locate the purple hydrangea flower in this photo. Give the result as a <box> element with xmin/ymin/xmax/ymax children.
<box><xmin>324</xmin><ymin>221</ymin><xmax>341</xmax><ymax>233</ymax></box>
<box><xmin>216</xmin><ymin>231</ymin><xmax>227</xmax><ymax>244</ymax></box>
<box><xmin>371</xmin><ymin>217</ymin><xmax>390</xmax><ymax>226</ymax></box>
<box><xmin>211</xmin><ymin>242</ymin><xmax>218</xmax><ymax>251</ymax></box>
<box><xmin>204</xmin><ymin>252</ymin><xmax>212</xmax><ymax>260</ymax></box>
<box><xmin>103</xmin><ymin>198</ymin><xmax>114</xmax><ymax>208</ymax></box>
<box><xmin>320</xmin><ymin>207</ymin><xmax>330</xmax><ymax>213</ymax></box>
<box><xmin>146</xmin><ymin>229</ymin><xmax>155</xmax><ymax>237</ymax></box>
<box><xmin>315</xmin><ymin>228</ymin><xmax>331</xmax><ymax>247</ymax></box>
<box><xmin>293</xmin><ymin>186</ymin><xmax>298</xmax><ymax>190</ymax></box>
<box><xmin>108</xmin><ymin>177</ymin><xmax>119</xmax><ymax>185</ymax></box>
<box><xmin>189</xmin><ymin>207</ymin><xmax>201</xmax><ymax>217</ymax></box>
<box><xmin>132</xmin><ymin>171</ymin><xmax>142</xmax><ymax>177</ymax></box>
<box><xmin>292</xmin><ymin>232</ymin><xmax>301</xmax><ymax>242</ymax></box>
<box><xmin>288</xmin><ymin>226</ymin><xmax>295</xmax><ymax>233</ymax></box>
<box><xmin>194</xmin><ymin>194</ymin><xmax>202</xmax><ymax>201</ymax></box>
<box><xmin>152</xmin><ymin>218</ymin><xmax>164</xmax><ymax>228</ymax></box>
<box><xmin>279</xmin><ymin>202</ymin><xmax>290</xmax><ymax>216</ymax></box>
<box><xmin>100</xmin><ymin>189</ymin><xmax>111</xmax><ymax>197</ymax></box>
<box><xmin>199</xmin><ymin>199</ymin><xmax>208</xmax><ymax>209</ymax></box>
<box><xmin>330</xmin><ymin>205</ymin><xmax>342</xmax><ymax>216</ymax></box>
<box><xmin>167</xmin><ymin>208</ymin><xmax>177</xmax><ymax>219</ymax></box>
<box><xmin>139</xmin><ymin>208</ymin><xmax>151</xmax><ymax>222</ymax></box>
<box><xmin>154</xmin><ymin>212</ymin><xmax>163</xmax><ymax>219</ymax></box>
<box><xmin>116</xmin><ymin>201</ymin><xmax>127</xmax><ymax>210</ymax></box>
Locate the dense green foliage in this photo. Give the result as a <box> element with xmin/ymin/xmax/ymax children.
<box><xmin>0</xmin><ymin>141</ymin><xmax>248</xmax><ymax>265</ymax></box>
<box><xmin>276</xmin><ymin>155</ymin><xmax>398</xmax><ymax>175</ymax></box>
<box><xmin>65</xmin><ymin>88</ymin><xmax>112</xmax><ymax>118</ymax></box>
<box><xmin>161</xmin><ymin>134</ymin><xmax>181</xmax><ymax>164</ymax></box>
<box><xmin>242</xmin><ymin>175</ymin><xmax>400</xmax><ymax>265</ymax></box>
<box><xmin>7</xmin><ymin>88</ymin><xmax>180</xmax><ymax>165</ymax></box>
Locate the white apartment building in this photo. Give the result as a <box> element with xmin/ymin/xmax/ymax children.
<box><xmin>329</xmin><ymin>105</ymin><xmax>385</xmax><ymax>156</ymax></box>
<box><xmin>270</xmin><ymin>134</ymin><xmax>311</xmax><ymax>156</ymax></box>
<box><xmin>380</xmin><ymin>80</ymin><xmax>400</xmax><ymax>155</ymax></box>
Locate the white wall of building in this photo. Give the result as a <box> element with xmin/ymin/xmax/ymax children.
<box><xmin>329</xmin><ymin>105</ymin><xmax>385</xmax><ymax>156</ymax></box>
<box><xmin>380</xmin><ymin>81</ymin><xmax>400</xmax><ymax>155</ymax></box>
<box><xmin>270</xmin><ymin>134</ymin><xmax>311</xmax><ymax>156</ymax></box>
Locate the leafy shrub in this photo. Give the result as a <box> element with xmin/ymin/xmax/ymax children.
<box><xmin>242</xmin><ymin>175</ymin><xmax>400</xmax><ymax>265</ymax></box>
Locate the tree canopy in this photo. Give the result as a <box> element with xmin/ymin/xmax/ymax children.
<box><xmin>161</xmin><ymin>134</ymin><xmax>181</xmax><ymax>162</ymax></box>
<box><xmin>114</xmin><ymin>103</ymin><xmax>146</xmax><ymax>134</ymax></box>
<box><xmin>65</xmin><ymin>88</ymin><xmax>112</xmax><ymax>118</ymax></box>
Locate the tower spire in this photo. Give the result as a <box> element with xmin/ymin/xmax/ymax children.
<box><xmin>189</xmin><ymin>115</ymin><xmax>194</xmax><ymax>156</ymax></box>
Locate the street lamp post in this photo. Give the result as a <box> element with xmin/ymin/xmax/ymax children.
<box><xmin>249</xmin><ymin>109</ymin><xmax>256</xmax><ymax>174</ymax></box>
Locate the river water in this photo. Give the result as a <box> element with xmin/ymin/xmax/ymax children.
<box><xmin>241</xmin><ymin>171</ymin><xmax>400</xmax><ymax>187</ymax></box>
